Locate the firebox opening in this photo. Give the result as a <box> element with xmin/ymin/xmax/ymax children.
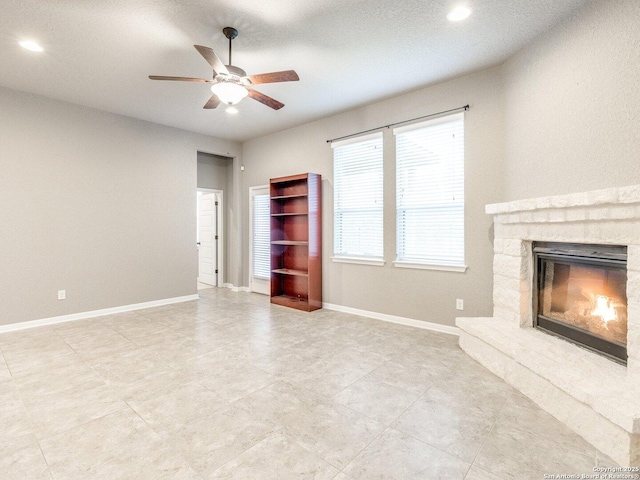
<box><xmin>533</xmin><ymin>242</ymin><xmax>628</xmax><ymax>365</ymax></box>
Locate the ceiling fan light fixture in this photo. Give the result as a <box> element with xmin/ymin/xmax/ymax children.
<box><xmin>226</xmin><ymin>106</ymin><xmax>239</xmax><ymax>114</ymax></box>
<box><xmin>19</xmin><ymin>40</ymin><xmax>44</xmax><ymax>52</ymax></box>
<box><xmin>447</xmin><ymin>5</ymin><xmax>472</xmax><ymax>22</ymax></box>
<box><xmin>210</xmin><ymin>81</ymin><xmax>248</xmax><ymax>105</ymax></box>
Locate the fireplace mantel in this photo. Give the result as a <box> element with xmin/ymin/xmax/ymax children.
<box><xmin>457</xmin><ymin>185</ymin><xmax>640</xmax><ymax>467</ymax></box>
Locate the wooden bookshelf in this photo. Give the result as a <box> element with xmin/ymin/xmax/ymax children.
<box><xmin>270</xmin><ymin>173</ymin><xmax>322</xmax><ymax>312</ymax></box>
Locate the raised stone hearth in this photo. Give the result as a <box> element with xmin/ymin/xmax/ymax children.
<box><xmin>457</xmin><ymin>185</ymin><xmax>640</xmax><ymax>467</ymax></box>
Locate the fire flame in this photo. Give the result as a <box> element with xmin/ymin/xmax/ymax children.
<box><xmin>591</xmin><ymin>295</ymin><xmax>617</xmax><ymax>323</ymax></box>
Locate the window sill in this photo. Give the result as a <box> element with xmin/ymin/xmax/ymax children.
<box><xmin>331</xmin><ymin>256</ymin><xmax>386</xmax><ymax>266</ymax></box>
<box><xmin>393</xmin><ymin>261</ymin><xmax>467</xmax><ymax>272</ymax></box>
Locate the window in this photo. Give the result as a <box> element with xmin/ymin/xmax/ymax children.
<box><xmin>252</xmin><ymin>193</ymin><xmax>271</xmax><ymax>279</ymax></box>
<box><xmin>332</xmin><ymin>132</ymin><xmax>384</xmax><ymax>264</ymax></box>
<box><xmin>394</xmin><ymin>112</ymin><xmax>465</xmax><ymax>271</ymax></box>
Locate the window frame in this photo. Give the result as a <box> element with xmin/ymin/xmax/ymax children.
<box><xmin>393</xmin><ymin>112</ymin><xmax>467</xmax><ymax>272</ymax></box>
<box><xmin>331</xmin><ymin>131</ymin><xmax>385</xmax><ymax>266</ymax></box>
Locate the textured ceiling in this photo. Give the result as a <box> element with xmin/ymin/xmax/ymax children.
<box><xmin>1</xmin><ymin>0</ymin><xmax>589</xmax><ymax>142</ymax></box>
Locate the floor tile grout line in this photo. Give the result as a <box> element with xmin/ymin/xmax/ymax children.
<box><xmin>6</xmin><ymin>372</ymin><xmax>56</xmax><ymax>478</ymax></box>
<box><xmin>335</xmin><ymin>385</ymin><xmax>431</xmax><ymax>475</ymax></box>
<box><xmin>34</xmin><ymin>404</ymin><xmax>133</xmax><ymax>479</ymax></box>
<box><xmin>11</xmin><ymin>361</ymin><xmax>127</xmax><ymax>454</ymax></box>
<box><xmin>334</xmin><ymin>425</ymin><xmax>391</xmax><ymax>475</ymax></box>
<box><xmin>207</xmin><ymin>429</ymin><xmax>340</xmax><ymax>478</ymax></box>
<box><xmin>492</xmin><ymin>393</ymin><xmax>602</xmax><ymax>461</ymax></box>
<box><xmin>227</xmin><ymin>367</ymin><xmax>392</xmax><ymax>474</ymax></box>
<box><xmin>388</xmin><ymin>422</ymin><xmax>479</xmax><ymax>470</ymax></box>
<box><xmin>0</xmin><ymin>342</ymin><xmax>18</xmax><ymax>379</ymax></box>
<box><xmin>124</xmin><ymin>400</ymin><xmax>201</xmax><ymax>476</ymax></box>
<box><xmin>203</xmin><ymin>427</ymin><xmax>275</xmax><ymax>477</ymax></box>
<box><xmin>328</xmin><ymin>373</ymin><xmax>425</xmax><ymax>429</ymax></box>
<box><xmin>35</xmin><ymin>425</ymin><xmax>54</xmax><ymax>477</ymax></box>
<box><xmin>34</xmin><ymin>404</ymin><xmax>130</xmax><ymax>443</ymax></box>
<box><xmin>387</xmin><ymin>377</ymin><xmax>495</xmax><ymax>468</ymax></box>
<box><xmin>462</xmin><ymin>394</ymin><xmax>510</xmax><ymax>480</ymax></box>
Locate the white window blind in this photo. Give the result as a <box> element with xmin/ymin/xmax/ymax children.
<box><xmin>252</xmin><ymin>193</ymin><xmax>271</xmax><ymax>279</ymax></box>
<box><xmin>395</xmin><ymin>112</ymin><xmax>465</xmax><ymax>268</ymax></box>
<box><xmin>332</xmin><ymin>132</ymin><xmax>384</xmax><ymax>260</ymax></box>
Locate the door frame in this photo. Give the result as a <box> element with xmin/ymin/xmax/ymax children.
<box><xmin>197</xmin><ymin>188</ymin><xmax>224</xmax><ymax>287</ymax></box>
<box><xmin>249</xmin><ymin>185</ymin><xmax>270</xmax><ymax>295</ymax></box>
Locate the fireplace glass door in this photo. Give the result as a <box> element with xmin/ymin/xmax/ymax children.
<box><xmin>534</xmin><ymin>243</ymin><xmax>628</xmax><ymax>364</ymax></box>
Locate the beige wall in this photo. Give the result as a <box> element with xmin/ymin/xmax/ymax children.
<box><xmin>503</xmin><ymin>0</ymin><xmax>640</xmax><ymax>200</ymax></box>
<box><xmin>0</xmin><ymin>87</ymin><xmax>241</xmax><ymax>326</ymax></box>
<box><xmin>197</xmin><ymin>152</ymin><xmax>233</xmax><ymax>192</ymax></box>
<box><xmin>242</xmin><ymin>67</ymin><xmax>506</xmax><ymax>327</ymax></box>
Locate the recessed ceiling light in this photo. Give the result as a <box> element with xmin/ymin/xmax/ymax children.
<box><xmin>226</xmin><ymin>106</ymin><xmax>239</xmax><ymax>114</ymax></box>
<box><xmin>19</xmin><ymin>40</ymin><xmax>44</xmax><ymax>52</ymax></box>
<box><xmin>447</xmin><ymin>5</ymin><xmax>472</xmax><ymax>22</ymax></box>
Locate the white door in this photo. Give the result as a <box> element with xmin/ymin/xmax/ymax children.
<box><xmin>250</xmin><ymin>186</ymin><xmax>271</xmax><ymax>295</ymax></box>
<box><xmin>198</xmin><ymin>193</ymin><xmax>219</xmax><ymax>286</ymax></box>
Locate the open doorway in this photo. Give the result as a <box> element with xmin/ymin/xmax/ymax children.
<box><xmin>197</xmin><ymin>152</ymin><xmax>233</xmax><ymax>289</ymax></box>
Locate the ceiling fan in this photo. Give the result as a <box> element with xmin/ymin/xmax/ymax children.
<box><xmin>149</xmin><ymin>27</ymin><xmax>299</xmax><ymax>110</ymax></box>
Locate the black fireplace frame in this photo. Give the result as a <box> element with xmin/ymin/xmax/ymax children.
<box><xmin>532</xmin><ymin>242</ymin><xmax>628</xmax><ymax>365</ymax></box>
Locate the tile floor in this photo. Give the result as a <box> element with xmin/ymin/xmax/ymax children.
<box><xmin>0</xmin><ymin>288</ymin><xmax>618</xmax><ymax>479</ymax></box>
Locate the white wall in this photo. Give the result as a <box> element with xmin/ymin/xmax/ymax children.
<box><xmin>503</xmin><ymin>0</ymin><xmax>640</xmax><ymax>200</ymax></box>
<box><xmin>242</xmin><ymin>67</ymin><xmax>505</xmax><ymax>327</ymax></box>
<box><xmin>0</xmin><ymin>87</ymin><xmax>241</xmax><ymax>326</ymax></box>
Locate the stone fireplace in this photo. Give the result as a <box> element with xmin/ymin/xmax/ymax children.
<box><xmin>457</xmin><ymin>185</ymin><xmax>640</xmax><ymax>467</ymax></box>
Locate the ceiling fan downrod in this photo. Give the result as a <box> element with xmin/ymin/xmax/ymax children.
<box><xmin>223</xmin><ymin>27</ymin><xmax>238</xmax><ymax>66</ymax></box>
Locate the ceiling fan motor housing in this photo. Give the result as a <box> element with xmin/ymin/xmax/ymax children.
<box><xmin>223</xmin><ymin>65</ymin><xmax>248</xmax><ymax>78</ymax></box>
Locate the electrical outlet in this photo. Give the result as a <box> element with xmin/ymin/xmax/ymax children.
<box><xmin>456</xmin><ymin>298</ymin><xmax>464</xmax><ymax>310</ymax></box>
<box><xmin>57</xmin><ymin>290</ymin><xmax>66</xmax><ymax>300</ymax></box>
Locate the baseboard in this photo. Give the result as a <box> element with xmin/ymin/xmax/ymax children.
<box><xmin>322</xmin><ymin>302</ymin><xmax>459</xmax><ymax>336</ymax></box>
<box><xmin>0</xmin><ymin>294</ymin><xmax>199</xmax><ymax>334</ymax></box>
<box><xmin>219</xmin><ymin>288</ymin><xmax>457</xmax><ymax>335</ymax></box>
<box><xmin>223</xmin><ymin>283</ymin><xmax>250</xmax><ymax>293</ymax></box>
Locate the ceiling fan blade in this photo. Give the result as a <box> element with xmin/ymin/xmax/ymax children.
<box><xmin>247</xmin><ymin>70</ymin><xmax>299</xmax><ymax>84</ymax></box>
<box><xmin>194</xmin><ymin>45</ymin><xmax>229</xmax><ymax>75</ymax></box>
<box><xmin>203</xmin><ymin>94</ymin><xmax>220</xmax><ymax>109</ymax></box>
<box><xmin>247</xmin><ymin>89</ymin><xmax>285</xmax><ymax>110</ymax></box>
<box><xmin>149</xmin><ymin>75</ymin><xmax>212</xmax><ymax>83</ymax></box>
